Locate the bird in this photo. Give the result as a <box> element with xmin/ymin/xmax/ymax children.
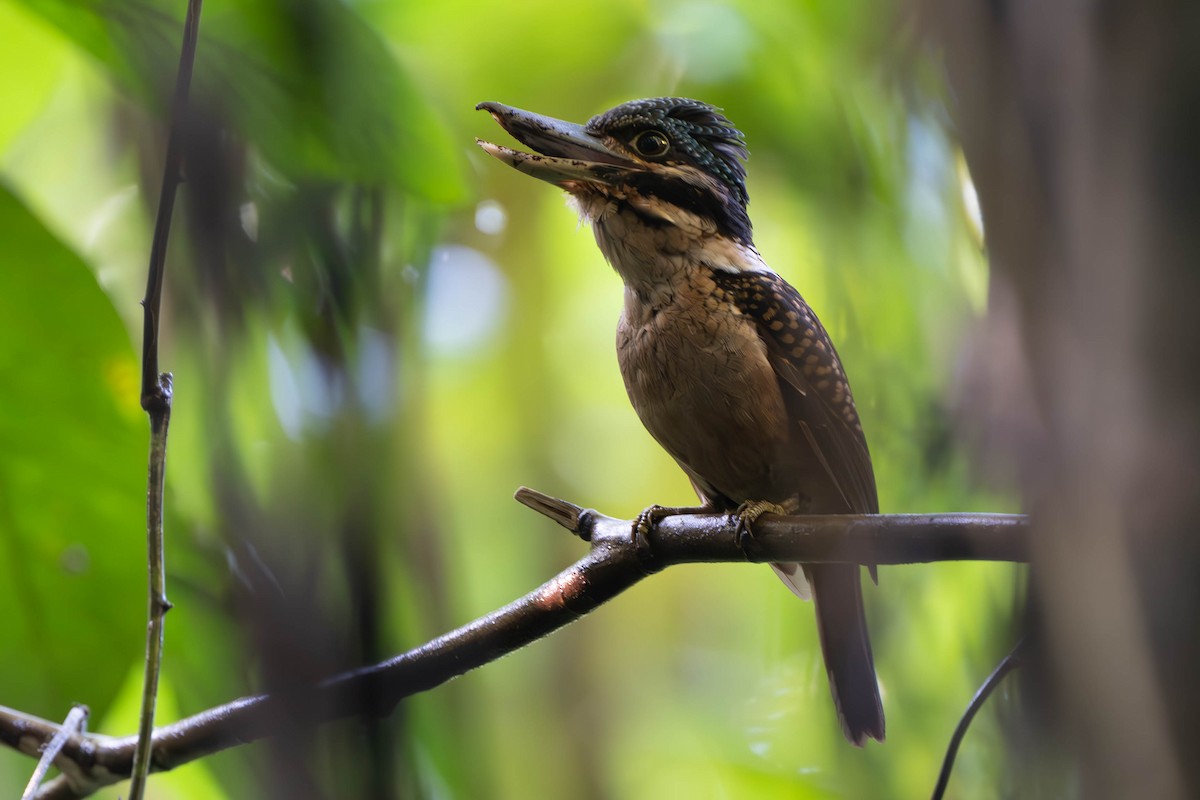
<box><xmin>476</xmin><ymin>97</ymin><xmax>884</xmax><ymax>745</ymax></box>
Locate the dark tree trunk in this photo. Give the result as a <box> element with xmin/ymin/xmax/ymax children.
<box><xmin>923</xmin><ymin>2</ymin><xmax>1200</xmax><ymax>797</ymax></box>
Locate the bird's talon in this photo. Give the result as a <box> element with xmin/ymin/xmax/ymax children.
<box><xmin>733</xmin><ymin>500</ymin><xmax>788</xmax><ymax>551</ymax></box>
<box><xmin>632</xmin><ymin>504</ymin><xmax>666</xmax><ymax>556</ymax></box>
<box><xmin>732</xmin><ymin>514</ymin><xmax>752</xmax><ymax>550</ymax></box>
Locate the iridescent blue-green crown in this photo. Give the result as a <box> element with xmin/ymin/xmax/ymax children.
<box><xmin>587</xmin><ymin>97</ymin><xmax>750</xmax><ymax>208</ymax></box>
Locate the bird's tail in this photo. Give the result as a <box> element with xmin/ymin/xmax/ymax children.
<box><xmin>806</xmin><ymin>563</ymin><xmax>885</xmax><ymax>746</ymax></box>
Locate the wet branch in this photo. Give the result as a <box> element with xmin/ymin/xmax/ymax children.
<box><xmin>0</xmin><ymin>489</ymin><xmax>1027</xmax><ymax>798</ymax></box>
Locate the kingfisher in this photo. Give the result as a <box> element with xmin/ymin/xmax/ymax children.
<box><xmin>476</xmin><ymin>97</ymin><xmax>884</xmax><ymax>745</ymax></box>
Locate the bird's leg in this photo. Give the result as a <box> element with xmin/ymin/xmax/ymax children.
<box><xmin>733</xmin><ymin>497</ymin><xmax>800</xmax><ymax>550</ymax></box>
<box><xmin>632</xmin><ymin>503</ymin><xmax>717</xmax><ymax>556</ymax></box>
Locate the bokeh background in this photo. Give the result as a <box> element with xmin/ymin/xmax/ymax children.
<box><xmin>0</xmin><ymin>1</ymin><xmax>1024</xmax><ymax>797</ymax></box>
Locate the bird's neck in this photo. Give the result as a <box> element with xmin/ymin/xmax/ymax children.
<box><xmin>569</xmin><ymin>190</ymin><xmax>765</xmax><ymax>306</ymax></box>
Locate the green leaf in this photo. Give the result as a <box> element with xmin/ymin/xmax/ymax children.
<box><xmin>14</xmin><ymin>0</ymin><xmax>470</xmax><ymax>202</ymax></box>
<box><xmin>0</xmin><ymin>181</ymin><xmax>144</xmax><ymax>717</ymax></box>
<box><xmin>0</xmin><ymin>2</ymin><xmax>72</xmax><ymax>155</ymax></box>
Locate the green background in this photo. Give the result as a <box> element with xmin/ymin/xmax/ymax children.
<box><xmin>0</xmin><ymin>0</ymin><xmax>1019</xmax><ymax>797</ymax></box>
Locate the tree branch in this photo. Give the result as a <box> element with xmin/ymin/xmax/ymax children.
<box><xmin>931</xmin><ymin>636</ymin><xmax>1025</xmax><ymax>800</ymax></box>
<box><xmin>19</xmin><ymin>705</ymin><xmax>87</xmax><ymax>800</ymax></box>
<box><xmin>130</xmin><ymin>1</ymin><xmax>203</xmax><ymax>798</ymax></box>
<box><xmin>1</xmin><ymin>491</ymin><xmax>1027</xmax><ymax>798</ymax></box>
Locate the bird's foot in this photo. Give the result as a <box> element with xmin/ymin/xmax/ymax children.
<box><xmin>632</xmin><ymin>505</ymin><xmax>670</xmax><ymax>557</ymax></box>
<box><xmin>632</xmin><ymin>504</ymin><xmax>714</xmax><ymax>557</ymax></box>
<box><xmin>733</xmin><ymin>500</ymin><xmax>791</xmax><ymax>550</ymax></box>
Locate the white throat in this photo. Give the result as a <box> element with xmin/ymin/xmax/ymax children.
<box><xmin>566</xmin><ymin>189</ymin><xmax>769</xmax><ymax>299</ymax></box>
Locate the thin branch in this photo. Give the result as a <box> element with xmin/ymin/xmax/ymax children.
<box><xmin>931</xmin><ymin>637</ymin><xmax>1026</xmax><ymax>800</ymax></box>
<box><xmin>138</xmin><ymin>0</ymin><xmax>202</xmax><ymax>407</ymax></box>
<box><xmin>0</xmin><ymin>493</ymin><xmax>1027</xmax><ymax>798</ymax></box>
<box><xmin>130</xmin><ymin>2</ymin><xmax>203</xmax><ymax>799</ymax></box>
<box><xmin>20</xmin><ymin>706</ymin><xmax>87</xmax><ymax>800</ymax></box>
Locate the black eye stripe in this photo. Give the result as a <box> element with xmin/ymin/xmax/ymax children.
<box><xmin>625</xmin><ymin>172</ymin><xmax>752</xmax><ymax>244</ymax></box>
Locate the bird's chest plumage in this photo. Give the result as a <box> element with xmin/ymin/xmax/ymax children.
<box><xmin>615</xmin><ymin>271</ymin><xmax>795</xmax><ymax>505</ymax></box>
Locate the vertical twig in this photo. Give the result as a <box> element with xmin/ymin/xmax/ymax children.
<box><xmin>19</xmin><ymin>705</ymin><xmax>88</xmax><ymax>800</ymax></box>
<box><xmin>130</xmin><ymin>1</ymin><xmax>204</xmax><ymax>798</ymax></box>
<box><xmin>930</xmin><ymin>637</ymin><xmax>1025</xmax><ymax>800</ymax></box>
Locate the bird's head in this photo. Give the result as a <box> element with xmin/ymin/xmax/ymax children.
<box><xmin>476</xmin><ymin>98</ymin><xmax>752</xmax><ymax>245</ymax></box>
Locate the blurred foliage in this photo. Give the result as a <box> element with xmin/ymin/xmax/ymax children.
<box><xmin>0</xmin><ymin>0</ymin><xmax>1019</xmax><ymax>798</ymax></box>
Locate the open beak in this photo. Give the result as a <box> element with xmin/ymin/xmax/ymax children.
<box><xmin>475</xmin><ymin>101</ymin><xmax>635</xmax><ymax>187</ymax></box>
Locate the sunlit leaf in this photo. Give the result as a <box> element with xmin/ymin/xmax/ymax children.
<box><xmin>0</xmin><ymin>181</ymin><xmax>144</xmax><ymax>717</ymax></box>
<box><xmin>93</xmin><ymin>667</ymin><xmax>231</xmax><ymax>800</ymax></box>
<box><xmin>14</xmin><ymin>0</ymin><xmax>470</xmax><ymax>202</ymax></box>
<box><xmin>0</xmin><ymin>2</ymin><xmax>72</xmax><ymax>154</ymax></box>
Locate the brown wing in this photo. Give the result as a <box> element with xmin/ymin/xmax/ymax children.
<box><xmin>710</xmin><ymin>268</ymin><xmax>878</xmax><ymax>515</ymax></box>
<box><xmin>710</xmin><ymin>266</ymin><xmax>886</xmax><ymax>744</ymax></box>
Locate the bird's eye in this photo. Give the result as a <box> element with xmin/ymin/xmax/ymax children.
<box><xmin>632</xmin><ymin>130</ymin><xmax>670</xmax><ymax>158</ymax></box>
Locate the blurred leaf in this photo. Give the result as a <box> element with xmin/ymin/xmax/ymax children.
<box><xmin>0</xmin><ymin>181</ymin><xmax>144</xmax><ymax>717</ymax></box>
<box><xmin>94</xmin><ymin>666</ymin><xmax>230</xmax><ymax>800</ymax></box>
<box><xmin>15</xmin><ymin>0</ymin><xmax>470</xmax><ymax>202</ymax></box>
<box><xmin>0</xmin><ymin>1</ymin><xmax>71</xmax><ymax>154</ymax></box>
